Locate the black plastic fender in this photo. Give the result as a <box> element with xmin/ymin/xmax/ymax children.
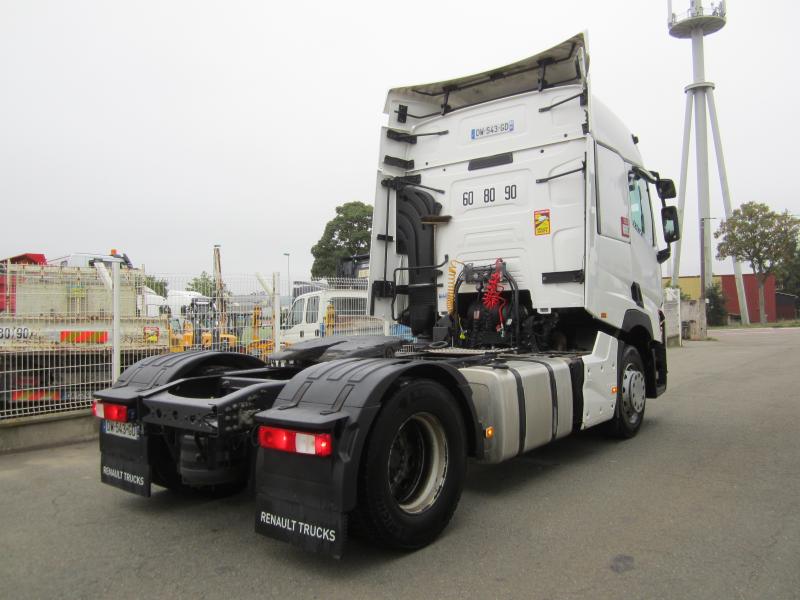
<box><xmin>94</xmin><ymin>351</ymin><xmax>267</xmax><ymax>496</ymax></box>
<box><xmin>253</xmin><ymin>357</ymin><xmax>483</xmax><ymax>556</ymax></box>
<box><xmin>257</xmin><ymin>356</ymin><xmax>483</xmax><ymax>509</ymax></box>
<box><xmin>620</xmin><ymin>309</ymin><xmax>664</xmax><ymax>398</ymax></box>
<box><xmin>621</xmin><ymin>308</ymin><xmax>654</xmax><ymax>340</ymax></box>
<box><xmin>95</xmin><ymin>350</ymin><xmax>267</xmax><ymax>403</ymax></box>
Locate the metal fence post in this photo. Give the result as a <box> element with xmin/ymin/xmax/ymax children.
<box><xmin>4</xmin><ymin>259</ymin><xmax>9</xmax><ymax>310</ymax></box>
<box><xmin>272</xmin><ymin>272</ymin><xmax>281</xmax><ymax>351</ymax></box>
<box><xmin>112</xmin><ymin>260</ymin><xmax>121</xmax><ymax>382</ymax></box>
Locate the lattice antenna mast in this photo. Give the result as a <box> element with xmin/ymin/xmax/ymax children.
<box><xmin>668</xmin><ymin>0</ymin><xmax>749</xmax><ymax>324</ymax></box>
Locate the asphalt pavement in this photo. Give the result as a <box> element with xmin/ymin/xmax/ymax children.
<box><xmin>1</xmin><ymin>328</ymin><xmax>798</xmax><ymax>599</ymax></box>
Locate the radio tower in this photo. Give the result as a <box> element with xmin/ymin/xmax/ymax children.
<box><xmin>668</xmin><ymin>0</ymin><xmax>749</xmax><ymax>324</ymax></box>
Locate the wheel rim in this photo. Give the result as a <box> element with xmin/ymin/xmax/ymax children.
<box><xmin>620</xmin><ymin>364</ymin><xmax>646</xmax><ymax>424</ymax></box>
<box><xmin>387</xmin><ymin>412</ymin><xmax>448</xmax><ymax>514</ymax></box>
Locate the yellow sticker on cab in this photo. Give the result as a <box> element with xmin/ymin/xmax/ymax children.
<box><xmin>534</xmin><ymin>209</ymin><xmax>551</xmax><ymax>236</ymax></box>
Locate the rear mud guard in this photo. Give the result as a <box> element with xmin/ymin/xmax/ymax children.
<box><xmin>99</xmin><ymin>424</ymin><xmax>151</xmax><ymax>497</ymax></box>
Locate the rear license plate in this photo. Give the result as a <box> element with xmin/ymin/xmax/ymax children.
<box><xmin>102</xmin><ymin>420</ymin><xmax>141</xmax><ymax>440</ymax></box>
<box><xmin>470</xmin><ymin>119</ymin><xmax>515</xmax><ymax>140</ymax></box>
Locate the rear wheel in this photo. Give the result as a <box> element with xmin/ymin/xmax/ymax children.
<box><xmin>355</xmin><ymin>378</ymin><xmax>466</xmax><ymax>550</ymax></box>
<box><xmin>608</xmin><ymin>344</ymin><xmax>647</xmax><ymax>438</ymax></box>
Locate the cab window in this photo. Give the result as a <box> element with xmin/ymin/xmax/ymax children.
<box><xmin>305</xmin><ymin>296</ymin><xmax>319</xmax><ymax>323</ymax></box>
<box><xmin>639</xmin><ymin>179</ymin><xmax>655</xmax><ymax>245</ymax></box>
<box><xmin>596</xmin><ymin>145</ymin><xmax>631</xmax><ymax>242</ymax></box>
<box><xmin>628</xmin><ymin>176</ymin><xmax>655</xmax><ymax>246</ymax></box>
<box><xmin>288</xmin><ymin>299</ymin><xmax>305</xmax><ymax>326</ymax></box>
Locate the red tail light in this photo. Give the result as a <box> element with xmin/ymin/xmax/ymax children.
<box><xmin>92</xmin><ymin>400</ymin><xmax>128</xmax><ymax>423</ymax></box>
<box><xmin>258</xmin><ymin>426</ymin><xmax>332</xmax><ymax>457</ymax></box>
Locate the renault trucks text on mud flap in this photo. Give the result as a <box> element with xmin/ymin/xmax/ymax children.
<box><xmin>93</xmin><ymin>33</ymin><xmax>680</xmax><ymax>558</ymax></box>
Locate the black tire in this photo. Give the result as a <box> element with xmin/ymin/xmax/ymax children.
<box><xmin>355</xmin><ymin>378</ymin><xmax>467</xmax><ymax>550</ymax></box>
<box><xmin>607</xmin><ymin>344</ymin><xmax>647</xmax><ymax>439</ymax></box>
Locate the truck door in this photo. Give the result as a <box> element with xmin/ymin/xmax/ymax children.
<box><xmin>304</xmin><ymin>295</ymin><xmax>320</xmax><ymax>338</ymax></box>
<box><xmin>585</xmin><ymin>143</ymin><xmax>636</xmax><ymax>329</ymax></box>
<box><xmin>627</xmin><ymin>175</ymin><xmax>661</xmax><ymax>318</ymax></box>
<box><xmin>283</xmin><ymin>297</ymin><xmax>306</xmax><ymax>344</ymax></box>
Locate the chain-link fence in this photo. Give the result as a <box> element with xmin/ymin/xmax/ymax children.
<box><xmin>0</xmin><ymin>265</ymin><xmax>408</xmax><ymax>421</ymax></box>
<box><xmin>150</xmin><ymin>272</ymin><xmax>279</xmax><ymax>357</ymax></box>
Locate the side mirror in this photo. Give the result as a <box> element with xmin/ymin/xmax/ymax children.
<box><xmin>656</xmin><ymin>179</ymin><xmax>677</xmax><ymax>200</ymax></box>
<box><xmin>661</xmin><ymin>206</ymin><xmax>681</xmax><ymax>243</ymax></box>
<box><xmin>657</xmin><ymin>248</ymin><xmax>671</xmax><ymax>264</ymax></box>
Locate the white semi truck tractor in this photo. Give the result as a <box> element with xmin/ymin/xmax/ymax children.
<box><xmin>93</xmin><ymin>33</ymin><xmax>680</xmax><ymax>558</ymax></box>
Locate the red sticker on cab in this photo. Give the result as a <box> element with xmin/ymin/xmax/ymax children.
<box><xmin>621</xmin><ymin>216</ymin><xmax>630</xmax><ymax>238</ymax></box>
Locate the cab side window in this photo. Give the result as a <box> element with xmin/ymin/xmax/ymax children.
<box><xmin>639</xmin><ymin>179</ymin><xmax>655</xmax><ymax>246</ymax></box>
<box><xmin>629</xmin><ymin>175</ymin><xmax>645</xmax><ymax>236</ymax></box>
<box><xmin>628</xmin><ymin>176</ymin><xmax>655</xmax><ymax>246</ymax></box>
<box><xmin>288</xmin><ymin>299</ymin><xmax>305</xmax><ymax>326</ymax></box>
<box><xmin>596</xmin><ymin>145</ymin><xmax>631</xmax><ymax>242</ymax></box>
<box><xmin>305</xmin><ymin>296</ymin><xmax>319</xmax><ymax>323</ymax></box>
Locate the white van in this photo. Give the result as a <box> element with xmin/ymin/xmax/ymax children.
<box><xmin>281</xmin><ymin>289</ymin><xmax>407</xmax><ymax>346</ymax></box>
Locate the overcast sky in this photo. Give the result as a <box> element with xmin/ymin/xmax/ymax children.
<box><xmin>1</xmin><ymin>0</ymin><xmax>797</xmax><ymax>283</ymax></box>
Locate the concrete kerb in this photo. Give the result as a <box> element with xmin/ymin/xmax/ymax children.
<box><xmin>0</xmin><ymin>410</ymin><xmax>98</xmax><ymax>454</ymax></box>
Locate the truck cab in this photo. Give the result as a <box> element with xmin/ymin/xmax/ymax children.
<box><xmin>368</xmin><ymin>34</ymin><xmax>678</xmax><ymax>357</ymax></box>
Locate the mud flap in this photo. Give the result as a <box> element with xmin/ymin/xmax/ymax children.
<box><xmin>255</xmin><ymin>496</ymin><xmax>346</xmax><ymax>558</ymax></box>
<box><xmin>652</xmin><ymin>341</ymin><xmax>668</xmax><ymax>396</ymax></box>
<box><xmin>99</xmin><ymin>424</ymin><xmax>151</xmax><ymax>497</ymax></box>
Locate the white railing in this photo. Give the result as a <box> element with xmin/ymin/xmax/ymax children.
<box><xmin>669</xmin><ymin>1</ymin><xmax>726</xmax><ymax>25</ymax></box>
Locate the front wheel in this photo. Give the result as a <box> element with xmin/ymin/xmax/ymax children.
<box><xmin>355</xmin><ymin>378</ymin><xmax>466</xmax><ymax>550</ymax></box>
<box><xmin>607</xmin><ymin>344</ymin><xmax>647</xmax><ymax>439</ymax></box>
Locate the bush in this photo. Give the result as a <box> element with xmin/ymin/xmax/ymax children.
<box><xmin>706</xmin><ymin>284</ymin><xmax>727</xmax><ymax>326</ymax></box>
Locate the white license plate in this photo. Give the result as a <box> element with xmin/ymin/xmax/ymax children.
<box><xmin>470</xmin><ymin>119</ymin><xmax>515</xmax><ymax>140</ymax></box>
<box><xmin>103</xmin><ymin>420</ymin><xmax>140</xmax><ymax>440</ymax></box>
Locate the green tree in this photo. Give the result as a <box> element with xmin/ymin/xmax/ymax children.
<box><xmin>715</xmin><ymin>202</ymin><xmax>800</xmax><ymax>324</ymax></box>
<box><xmin>186</xmin><ymin>271</ymin><xmax>215</xmax><ymax>296</ymax></box>
<box><xmin>705</xmin><ymin>283</ymin><xmax>727</xmax><ymax>326</ymax></box>
<box><xmin>776</xmin><ymin>241</ymin><xmax>800</xmax><ymax>297</ymax></box>
<box><xmin>144</xmin><ymin>275</ymin><xmax>168</xmax><ymax>297</ymax></box>
<box><xmin>310</xmin><ymin>201</ymin><xmax>373</xmax><ymax>278</ymax></box>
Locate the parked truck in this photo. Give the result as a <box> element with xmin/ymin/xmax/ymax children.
<box><xmin>93</xmin><ymin>33</ymin><xmax>680</xmax><ymax>558</ymax></box>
